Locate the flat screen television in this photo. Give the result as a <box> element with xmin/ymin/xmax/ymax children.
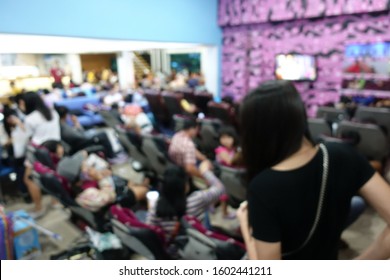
<box><xmin>341</xmin><ymin>42</ymin><xmax>390</xmax><ymax>95</ymax></box>
<box><xmin>275</xmin><ymin>54</ymin><xmax>316</xmax><ymax>81</ymax></box>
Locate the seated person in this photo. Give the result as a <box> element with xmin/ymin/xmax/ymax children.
<box><xmin>121</xmin><ymin>104</ymin><xmax>153</xmax><ymax>134</ymax></box>
<box><xmin>187</xmin><ymin>72</ymin><xmax>200</xmax><ymax>89</ymax></box>
<box><xmin>2</xmin><ymin>109</ymin><xmax>30</xmax><ymax>200</ymax></box>
<box><xmin>56</xmin><ymin>106</ymin><xmax>116</xmax><ymax>159</ymax></box>
<box><xmin>40</xmin><ymin>140</ymin><xmax>148</xmax><ymax>212</ymax></box>
<box><xmin>168</xmin><ymin>118</ymin><xmax>208</xmax><ymax>178</ymax></box>
<box><xmin>215</xmin><ymin>126</ymin><xmax>239</xmax><ymax>167</ymax></box>
<box><xmin>146</xmin><ymin>161</ymin><xmax>225</xmax><ymax>240</ymax></box>
<box><xmin>214</xmin><ymin>126</ymin><xmax>240</xmax><ymax>219</ymax></box>
<box><xmin>195</xmin><ymin>78</ymin><xmax>207</xmax><ymax>93</ymax></box>
<box><xmin>104</xmin><ymin>84</ymin><xmax>123</xmax><ymax>106</ymax></box>
<box><xmin>132</xmin><ymin>89</ymin><xmax>149</xmax><ymax>109</ymax></box>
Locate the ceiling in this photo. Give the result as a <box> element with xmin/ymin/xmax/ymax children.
<box><xmin>0</xmin><ymin>33</ymin><xmax>204</xmax><ymax>54</ymax></box>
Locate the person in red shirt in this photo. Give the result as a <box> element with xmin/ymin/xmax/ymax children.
<box><xmin>50</xmin><ymin>60</ymin><xmax>65</xmax><ymax>89</ymax></box>
<box><xmin>345</xmin><ymin>58</ymin><xmax>375</xmax><ymax>74</ymax></box>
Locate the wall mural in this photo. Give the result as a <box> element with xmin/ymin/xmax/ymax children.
<box><xmin>219</xmin><ymin>0</ymin><xmax>390</xmax><ymax>26</ymax></box>
<box><xmin>221</xmin><ymin>13</ymin><xmax>390</xmax><ymax>116</ymax></box>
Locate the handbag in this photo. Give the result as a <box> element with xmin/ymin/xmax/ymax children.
<box><xmin>283</xmin><ymin>143</ymin><xmax>329</xmax><ymax>257</ymax></box>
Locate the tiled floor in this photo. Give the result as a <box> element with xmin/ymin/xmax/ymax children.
<box><xmin>3</xmin><ymin>162</ymin><xmax>386</xmax><ymax>260</ymax></box>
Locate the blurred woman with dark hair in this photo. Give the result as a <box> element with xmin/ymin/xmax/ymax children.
<box><xmin>20</xmin><ymin>92</ymin><xmax>61</xmax><ymax>218</ymax></box>
<box><xmin>237</xmin><ymin>80</ymin><xmax>390</xmax><ymax>260</ymax></box>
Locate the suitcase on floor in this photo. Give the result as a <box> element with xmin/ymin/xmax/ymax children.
<box><xmin>0</xmin><ymin>209</ymin><xmax>14</xmax><ymax>260</ymax></box>
<box><xmin>12</xmin><ymin>210</ymin><xmax>41</xmax><ymax>259</ymax></box>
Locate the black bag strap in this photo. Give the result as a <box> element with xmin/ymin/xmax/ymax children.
<box><xmin>283</xmin><ymin>143</ymin><xmax>329</xmax><ymax>257</ymax></box>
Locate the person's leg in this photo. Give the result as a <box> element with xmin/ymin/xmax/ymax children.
<box><xmin>15</xmin><ymin>158</ymin><xmax>28</xmax><ymax>195</ymax></box>
<box><xmin>93</xmin><ymin>132</ymin><xmax>115</xmax><ymax>158</ymax></box>
<box><xmin>72</xmin><ymin>138</ymin><xmax>94</xmax><ymax>154</ymax></box>
<box><xmin>24</xmin><ymin>166</ymin><xmax>43</xmax><ymax>214</ymax></box>
<box><xmin>344</xmin><ymin>196</ymin><xmax>366</xmax><ymax>229</ymax></box>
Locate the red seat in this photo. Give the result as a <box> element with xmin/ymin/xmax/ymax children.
<box><xmin>162</xmin><ymin>91</ymin><xmax>185</xmax><ymax>117</ymax></box>
<box><xmin>144</xmin><ymin>90</ymin><xmax>170</xmax><ymax>126</ymax></box>
<box><xmin>194</xmin><ymin>91</ymin><xmax>213</xmax><ymax>115</ymax></box>
<box><xmin>175</xmin><ymin>88</ymin><xmax>195</xmax><ymax>103</ymax></box>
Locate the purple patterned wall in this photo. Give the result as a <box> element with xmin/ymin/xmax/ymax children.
<box><xmin>221</xmin><ymin>11</ymin><xmax>390</xmax><ymax>116</ymax></box>
<box><xmin>219</xmin><ymin>0</ymin><xmax>390</xmax><ymax>26</ymax></box>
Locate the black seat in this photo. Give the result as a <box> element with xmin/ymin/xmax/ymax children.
<box><xmin>337</xmin><ymin>121</ymin><xmax>389</xmax><ymax>161</ymax></box>
<box><xmin>354</xmin><ymin>106</ymin><xmax>390</xmax><ymax>141</ymax></box>
<box><xmin>144</xmin><ymin>90</ymin><xmax>170</xmax><ymax>126</ymax></box>
<box><xmin>197</xmin><ymin>118</ymin><xmax>222</xmax><ymax>159</ymax></box>
<box><xmin>316</xmin><ymin>107</ymin><xmax>348</xmax><ymax>123</ymax></box>
<box><xmin>141</xmin><ymin>133</ymin><xmax>174</xmax><ymax>180</ymax></box>
<box><xmin>308</xmin><ymin>118</ymin><xmax>332</xmax><ymax>142</ymax></box>
<box><xmin>207</xmin><ymin>101</ymin><xmax>237</xmax><ymax>128</ymax></box>
<box><xmin>37</xmin><ymin>173</ymin><xmax>108</xmax><ymax>232</ymax></box>
<box><xmin>162</xmin><ymin>91</ymin><xmax>185</xmax><ymax>117</ymax></box>
<box><xmin>218</xmin><ymin>165</ymin><xmax>247</xmax><ymax>208</ymax></box>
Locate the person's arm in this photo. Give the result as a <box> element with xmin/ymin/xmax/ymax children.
<box><xmin>237</xmin><ymin>201</ymin><xmax>282</xmax><ymax>260</ymax></box>
<box><xmin>231</xmin><ymin>151</ymin><xmax>243</xmax><ymax>166</ymax></box>
<box><xmin>195</xmin><ymin>149</ymin><xmax>207</xmax><ymax>162</ymax></box>
<box><xmin>188</xmin><ymin>160</ymin><xmax>225</xmax><ymax>208</ymax></box>
<box><xmin>70</xmin><ymin>115</ymin><xmax>84</xmax><ymax>131</ymax></box>
<box><xmin>184</xmin><ymin>163</ymin><xmax>203</xmax><ymax>179</ymax></box>
<box><xmin>9</xmin><ymin>115</ymin><xmax>26</xmax><ymax>132</ymax></box>
<box><xmin>182</xmin><ymin>143</ymin><xmax>204</xmax><ymax>178</ymax></box>
<box><xmin>23</xmin><ymin>116</ymin><xmax>34</xmax><ymax>138</ymax></box>
<box><xmin>356</xmin><ymin>172</ymin><xmax>390</xmax><ymax>259</ymax></box>
<box><xmin>217</xmin><ymin>150</ymin><xmax>234</xmax><ymax>166</ymax></box>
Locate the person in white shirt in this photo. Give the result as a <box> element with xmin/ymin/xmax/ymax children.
<box><xmin>104</xmin><ymin>84</ymin><xmax>123</xmax><ymax>106</ymax></box>
<box><xmin>19</xmin><ymin>92</ymin><xmax>61</xmax><ymax>218</ymax></box>
<box><xmin>121</xmin><ymin>104</ymin><xmax>153</xmax><ymax>134</ymax></box>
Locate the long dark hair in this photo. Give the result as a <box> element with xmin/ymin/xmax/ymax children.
<box><xmin>156</xmin><ymin>166</ymin><xmax>187</xmax><ymax>219</ymax></box>
<box><xmin>2</xmin><ymin>105</ymin><xmax>16</xmax><ymax>137</ymax></box>
<box><xmin>240</xmin><ymin>80</ymin><xmax>313</xmax><ymax>181</ymax></box>
<box><xmin>22</xmin><ymin>91</ymin><xmax>52</xmax><ymax>121</ymax></box>
<box><xmin>41</xmin><ymin>140</ymin><xmax>62</xmax><ymax>154</ymax></box>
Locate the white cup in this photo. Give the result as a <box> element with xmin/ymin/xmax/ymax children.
<box><xmin>146</xmin><ymin>191</ymin><xmax>159</xmax><ymax>209</ymax></box>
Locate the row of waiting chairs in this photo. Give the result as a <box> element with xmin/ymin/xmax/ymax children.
<box><xmin>143</xmin><ymin>89</ymin><xmax>238</xmax><ymax>129</ymax></box>
<box><xmin>314</xmin><ymin>106</ymin><xmax>390</xmax><ymax>159</ymax></box>
<box><xmin>316</xmin><ymin>106</ymin><xmax>390</xmax><ymax>139</ymax></box>
<box><xmin>100</xmin><ymin>110</ymin><xmax>248</xmax><ymax>207</ymax></box>
<box><xmin>308</xmin><ymin>119</ymin><xmax>389</xmax><ymax>161</ymax></box>
<box><xmin>28</xmin><ymin>143</ymin><xmax>246</xmax><ymax>260</ymax></box>
<box><xmin>99</xmin><ymin>110</ymin><xmax>175</xmax><ymax>181</ymax></box>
